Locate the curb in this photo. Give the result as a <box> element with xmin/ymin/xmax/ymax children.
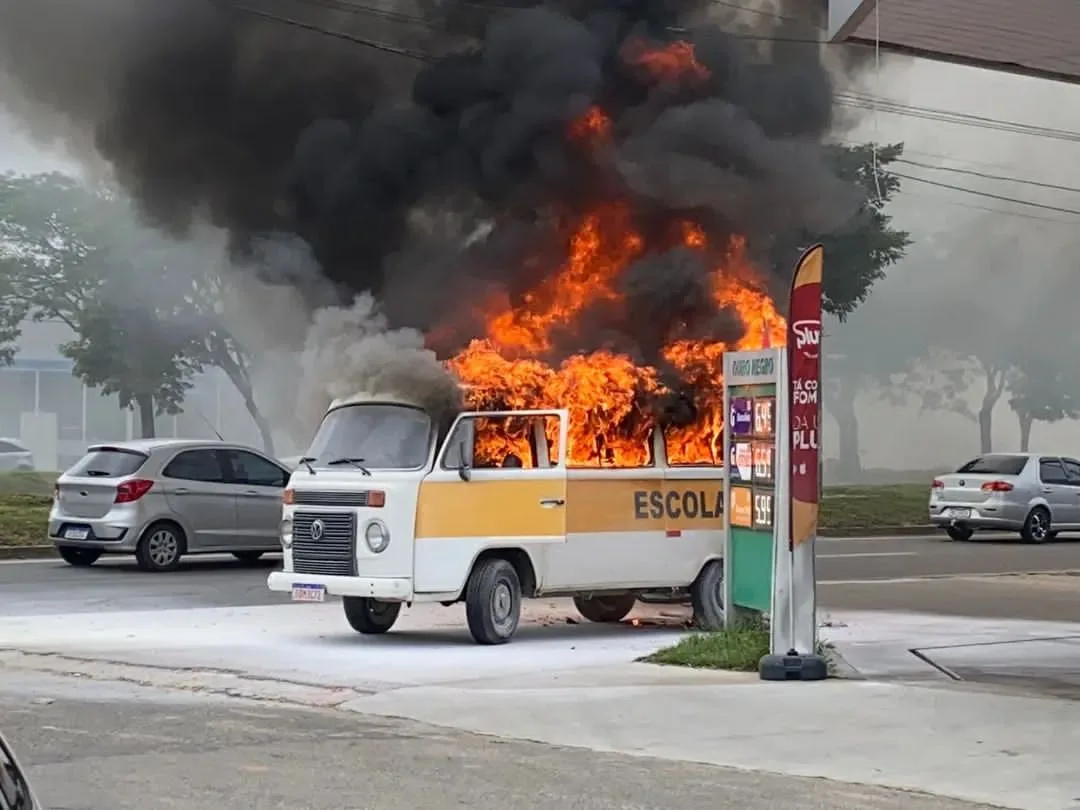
<box><xmin>0</xmin><ymin>545</ymin><xmax>56</xmax><ymax>560</ymax></box>
<box><xmin>821</xmin><ymin>525</ymin><xmax>937</xmax><ymax>537</ymax></box>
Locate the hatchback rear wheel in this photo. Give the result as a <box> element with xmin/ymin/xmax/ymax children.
<box><xmin>135</xmin><ymin>523</ymin><xmax>185</xmax><ymax>572</ymax></box>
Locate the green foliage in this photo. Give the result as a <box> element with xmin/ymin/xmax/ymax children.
<box><xmin>0</xmin><ymin>172</ymin><xmax>203</xmax><ymax>435</ymax></box>
<box><xmin>773</xmin><ymin>142</ymin><xmax>911</xmax><ymax>321</ymax></box>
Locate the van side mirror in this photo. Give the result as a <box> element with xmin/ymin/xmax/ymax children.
<box><xmin>457</xmin><ymin>460</ymin><xmax>471</xmax><ymax>482</ymax></box>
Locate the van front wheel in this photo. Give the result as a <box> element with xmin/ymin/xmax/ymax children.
<box><xmin>465</xmin><ymin>558</ymin><xmax>522</xmax><ymax>645</ymax></box>
<box><xmin>343</xmin><ymin>597</ymin><xmax>400</xmax><ymax>634</ymax></box>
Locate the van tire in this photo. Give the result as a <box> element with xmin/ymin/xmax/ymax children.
<box><xmin>691</xmin><ymin>559</ymin><xmax>725</xmax><ymax>630</ymax></box>
<box><xmin>465</xmin><ymin>557</ymin><xmax>521</xmax><ymax>645</ymax></box>
<box><xmin>135</xmin><ymin>522</ymin><xmax>185</xmax><ymax>572</ymax></box>
<box><xmin>57</xmin><ymin>546</ymin><xmax>102</xmax><ymax>567</ymax></box>
<box><xmin>573</xmin><ymin>593</ymin><xmax>636</xmax><ymax>623</ymax></box>
<box><xmin>343</xmin><ymin>597</ymin><xmax>401</xmax><ymax>634</ymax></box>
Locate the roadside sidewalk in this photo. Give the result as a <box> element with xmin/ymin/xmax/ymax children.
<box><xmin>3</xmin><ymin>601</ymin><xmax>1080</xmax><ymax>809</ymax></box>
<box><xmin>348</xmin><ymin>663</ymin><xmax>1080</xmax><ymax>810</ymax></box>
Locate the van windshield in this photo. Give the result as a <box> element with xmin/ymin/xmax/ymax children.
<box><xmin>305</xmin><ymin>404</ymin><xmax>432</xmax><ymax>469</ymax></box>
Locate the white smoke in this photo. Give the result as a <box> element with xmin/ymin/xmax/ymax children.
<box><xmin>296</xmin><ymin>293</ymin><xmax>462</xmax><ymax>434</ymax></box>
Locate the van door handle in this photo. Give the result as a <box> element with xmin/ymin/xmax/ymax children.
<box><xmin>1042</xmin><ymin>488</ymin><xmax>1054</xmax><ymax>494</ymax></box>
<box><xmin>173</xmin><ymin>488</ymin><xmax>190</xmax><ymax>495</ymax></box>
<box><xmin>539</xmin><ymin>498</ymin><xmax>565</xmax><ymax>508</ymax></box>
<box><xmin>240</xmin><ymin>490</ymin><xmax>260</xmax><ymax>497</ymax></box>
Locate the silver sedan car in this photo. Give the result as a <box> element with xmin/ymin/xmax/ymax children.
<box><xmin>50</xmin><ymin>439</ymin><xmax>290</xmax><ymax>571</ymax></box>
<box><xmin>929</xmin><ymin>452</ymin><xmax>1080</xmax><ymax>543</ymax></box>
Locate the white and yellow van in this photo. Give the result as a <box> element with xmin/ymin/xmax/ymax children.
<box><xmin>266</xmin><ymin>397</ymin><xmax>726</xmax><ymax>644</ymax></box>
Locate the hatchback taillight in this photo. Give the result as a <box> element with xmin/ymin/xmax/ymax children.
<box><xmin>931</xmin><ymin>479</ymin><xmax>944</xmax><ymax>489</ymax></box>
<box><xmin>115</xmin><ymin>479</ymin><xmax>154</xmax><ymax>503</ymax></box>
<box><xmin>981</xmin><ymin>480</ymin><xmax>1013</xmax><ymax>492</ymax></box>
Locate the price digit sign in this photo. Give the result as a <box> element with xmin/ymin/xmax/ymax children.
<box><xmin>753</xmin><ymin>397</ymin><xmax>774</xmax><ymax>436</ymax></box>
<box><xmin>753</xmin><ymin>490</ymin><xmax>773</xmax><ymax>529</ymax></box>
<box><xmin>752</xmin><ymin>442</ymin><xmax>774</xmax><ymax>482</ymax></box>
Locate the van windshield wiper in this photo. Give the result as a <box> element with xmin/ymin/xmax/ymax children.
<box><xmin>298</xmin><ymin>456</ymin><xmax>317</xmax><ymax>475</ymax></box>
<box><xmin>327</xmin><ymin>457</ymin><xmax>372</xmax><ymax>476</ymax></box>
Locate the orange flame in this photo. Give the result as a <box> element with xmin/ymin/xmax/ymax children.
<box><xmin>623</xmin><ymin>39</ymin><xmax>710</xmax><ymax>82</ymax></box>
<box><xmin>443</xmin><ymin>38</ymin><xmax>783</xmax><ymax>469</ymax></box>
<box><xmin>446</xmin><ymin>206</ymin><xmax>786</xmax><ymax>468</ymax></box>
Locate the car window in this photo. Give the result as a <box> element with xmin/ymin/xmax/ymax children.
<box><xmin>162</xmin><ymin>449</ymin><xmax>226</xmax><ymax>483</ymax></box>
<box><xmin>955</xmin><ymin>455</ymin><xmax>1028</xmax><ymax>475</ymax></box>
<box><xmin>225</xmin><ymin>450</ymin><xmax>287</xmax><ymax>487</ymax></box>
<box><xmin>68</xmin><ymin>448</ymin><xmax>148</xmax><ymax>478</ymax></box>
<box><xmin>1039</xmin><ymin>458</ymin><xmax>1069</xmax><ymax>485</ymax></box>
<box><xmin>1063</xmin><ymin>459</ymin><xmax>1080</xmax><ymax>482</ymax></box>
<box><xmin>0</xmin><ymin>440</ymin><xmax>24</xmax><ymax>454</ymax></box>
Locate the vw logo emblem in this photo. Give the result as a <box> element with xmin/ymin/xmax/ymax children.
<box><xmin>310</xmin><ymin>519</ymin><xmax>325</xmax><ymax>541</ymax></box>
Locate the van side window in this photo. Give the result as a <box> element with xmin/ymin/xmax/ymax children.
<box><xmin>441</xmin><ymin>415</ymin><xmax>560</xmax><ymax>470</ymax></box>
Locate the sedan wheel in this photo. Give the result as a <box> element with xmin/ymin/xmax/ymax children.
<box><xmin>1020</xmin><ymin>507</ymin><xmax>1052</xmax><ymax>544</ymax></box>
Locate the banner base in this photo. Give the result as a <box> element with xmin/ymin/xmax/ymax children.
<box><xmin>758</xmin><ymin>652</ymin><xmax>828</xmax><ymax>682</ymax></box>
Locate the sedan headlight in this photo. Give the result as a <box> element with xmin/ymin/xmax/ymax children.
<box><xmin>364</xmin><ymin>519</ymin><xmax>390</xmax><ymax>553</ymax></box>
<box><xmin>280</xmin><ymin>518</ymin><xmax>293</xmax><ymax>549</ymax></box>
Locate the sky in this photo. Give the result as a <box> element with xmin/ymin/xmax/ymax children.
<box><xmin>3</xmin><ymin>46</ymin><xmax>1080</xmax><ymax>471</ymax></box>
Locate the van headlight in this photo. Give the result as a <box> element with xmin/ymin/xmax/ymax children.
<box><xmin>280</xmin><ymin>518</ymin><xmax>293</xmax><ymax>549</ymax></box>
<box><xmin>364</xmin><ymin>519</ymin><xmax>390</xmax><ymax>553</ymax></box>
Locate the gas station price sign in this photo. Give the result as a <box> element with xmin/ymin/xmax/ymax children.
<box><xmin>729</xmin><ymin>395</ymin><xmax>777</xmax><ymax>530</ymax></box>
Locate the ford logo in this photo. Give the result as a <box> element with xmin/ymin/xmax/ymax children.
<box><xmin>310</xmin><ymin>519</ymin><xmax>324</xmax><ymax>541</ymax></box>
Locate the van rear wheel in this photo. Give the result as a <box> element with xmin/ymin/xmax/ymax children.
<box><xmin>343</xmin><ymin>597</ymin><xmax>400</xmax><ymax>634</ymax></box>
<box><xmin>573</xmin><ymin>593</ymin><xmax>636</xmax><ymax>623</ymax></box>
<box><xmin>465</xmin><ymin>558</ymin><xmax>521</xmax><ymax>645</ymax></box>
<box><xmin>691</xmin><ymin>559</ymin><xmax>725</xmax><ymax>630</ymax></box>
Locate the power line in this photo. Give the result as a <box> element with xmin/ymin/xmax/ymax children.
<box><xmin>895</xmin><ymin>158</ymin><xmax>1080</xmax><ymax>195</ymax></box>
<box><xmin>837</xmin><ymin>93</ymin><xmax>1080</xmax><ymax>143</ymax></box>
<box><xmin>888</xmin><ymin>171</ymin><xmax>1080</xmax><ymax>216</ymax></box>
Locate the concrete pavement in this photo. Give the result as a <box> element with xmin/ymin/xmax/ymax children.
<box><xmin>0</xmin><ymin>675</ymin><xmax>1004</xmax><ymax>810</ymax></box>
<box><xmin>2</xmin><ymin>599</ymin><xmax>1080</xmax><ymax>809</ymax></box>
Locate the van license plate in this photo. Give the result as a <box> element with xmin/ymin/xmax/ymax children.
<box><xmin>947</xmin><ymin>508</ymin><xmax>971</xmax><ymax>518</ymax></box>
<box><xmin>64</xmin><ymin>527</ymin><xmax>89</xmax><ymax>540</ymax></box>
<box><xmin>291</xmin><ymin>584</ymin><xmax>326</xmax><ymax>602</ymax></box>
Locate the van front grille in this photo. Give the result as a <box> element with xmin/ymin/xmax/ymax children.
<box><xmin>291</xmin><ymin>511</ymin><xmax>356</xmax><ymax>577</ymax></box>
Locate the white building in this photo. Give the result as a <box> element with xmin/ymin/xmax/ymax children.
<box><xmin>1</xmin><ymin>318</ymin><xmax>265</xmax><ymax>471</ymax></box>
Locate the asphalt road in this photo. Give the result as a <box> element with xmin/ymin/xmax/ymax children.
<box><xmin>0</xmin><ymin>675</ymin><xmax>1004</xmax><ymax>810</ymax></box>
<box><xmin>1</xmin><ymin>533</ymin><xmax>1079</xmax><ymax>619</ymax></box>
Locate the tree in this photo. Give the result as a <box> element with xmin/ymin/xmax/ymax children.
<box><xmin>61</xmin><ymin>293</ymin><xmax>201</xmax><ymax>438</ymax></box>
<box><xmin>773</xmin><ymin>142</ymin><xmax>912</xmax><ymax>322</ymax></box>
<box><xmin>1006</xmin><ymin>358</ymin><xmax>1080</xmax><ymax>452</ymax></box>
<box><xmin>1</xmin><ymin>172</ymin><xmax>279</xmax><ymax>448</ymax></box>
<box><xmin>781</xmin><ymin>143</ymin><xmax>911</xmax><ymax>479</ymax></box>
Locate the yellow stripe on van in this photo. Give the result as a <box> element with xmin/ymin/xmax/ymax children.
<box><xmin>415</xmin><ymin>478</ymin><xmax>566</xmax><ymax>539</ymax></box>
<box><xmin>415</xmin><ymin>474</ymin><xmax>725</xmax><ymax>539</ymax></box>
<box><xmin>567</xmin><ymin>478</ymin><xmax>724</xmax><ymax>533</ymax></box>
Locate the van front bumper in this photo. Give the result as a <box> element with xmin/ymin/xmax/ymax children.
<box><xmin>267</xmin><ymin>572</ymin><xmax>413</xmax><ymax>601</ymax></box>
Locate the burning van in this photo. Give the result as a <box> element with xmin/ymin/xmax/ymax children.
<box><xmin>266</xmin><ymin>395</ymin><xmax>726</xmax><ymax>644</ymax></box>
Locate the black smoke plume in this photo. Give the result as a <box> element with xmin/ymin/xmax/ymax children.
<box><xmin>0</xmin><ymin>0</ymin><xmax>859</xmax><ymax>366</ymax></box>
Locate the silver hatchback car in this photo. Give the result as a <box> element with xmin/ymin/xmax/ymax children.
<box><xmin>50</xmin><ymin>439</ymin><xmax>290</xmax><ymax>571</ymax></box>
<box><xmin>929</xmin><ymin>452</ymin><xmax>1080</xmax><ymax>543</ymax></box>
